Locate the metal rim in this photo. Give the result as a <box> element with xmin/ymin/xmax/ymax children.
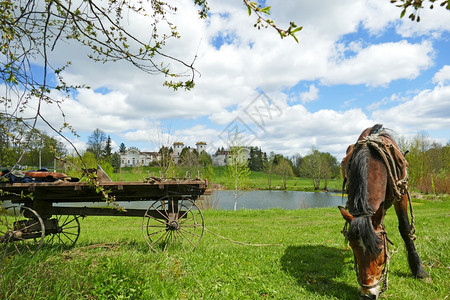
<box><xmin>45</xmin><ymin>215</ymin><xmax>81</xmax><ymax>248</ymax></box>
<box><xmin>142</xmin><ymin>196</ymin><xmax>204</xmax><ymax>251</ymax></box>
<box><xmin>0</xmin><ymin>205</ymin><xmax>45</xmax><ymax>260</ymax></box>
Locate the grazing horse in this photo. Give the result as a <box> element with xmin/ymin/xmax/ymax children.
<box><xmin>339</xmin><ymin>124</ymin><xmax>429</xmax><ymax>299</ymax></box>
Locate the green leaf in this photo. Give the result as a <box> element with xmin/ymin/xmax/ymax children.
<box><xmin>291</xmin><ymin>26</ymin><xmax>303</xmax><ymax>34</ymax></box>
<box><xmin>261</xmin><ymin>6</ymin><xmax>271</xmax><ymax>15</ymax></box>
<box><xmin>400</xmin><ymin>8</ymin><xmax>406</xmax><ymax>18</ymax></box>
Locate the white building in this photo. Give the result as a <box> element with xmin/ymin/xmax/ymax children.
<box><xmin>120</xmin><ymin>142</ymin><xmax>210</xmax><ymax>167</ymax></box>
<box><xmin>211</xmin><ymin>147</ymin><xmax>250</xmax><ymax>166</ymax></box>
<box><xmin>120</xmin><ymin>147</ymin><xmax>159</xmax><ymax>167</ymax></box>
<box><xmin>196</xmin><ymin>142</ymin><xmax>207</xmax><ymax>153</ymax></box>
<box><xmin>173</xmin><ymin>141</ymin><xmax>208</xmax><ymax>164</ymax></box>
<box><xmin>173</xmin><ymin>142</ymin><xmax>184</xmax><ymax>164</ymax></box>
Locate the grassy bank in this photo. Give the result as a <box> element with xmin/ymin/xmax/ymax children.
<box><xmin>110</xmin><ymin>166</ymin><xmax>343</xmax><ymax>191</ymax></box>
<box><xmin>1</xmin><ymin>196</ymin><xmax>448</xmax><ymax>299</ymax></box>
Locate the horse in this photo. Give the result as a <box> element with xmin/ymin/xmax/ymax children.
<box><xmin>338</xmin><ymin>124</ymin><xmax>429</xmax><ymax>299</ymax></box>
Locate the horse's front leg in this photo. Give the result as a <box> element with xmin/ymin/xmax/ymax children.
<box><xmin>394</xmin><ymin>195</ymin><xmax>429</xmax><ymax>279</ymax></box>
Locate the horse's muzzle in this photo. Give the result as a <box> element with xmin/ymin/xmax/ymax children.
<box><xmin>358</xmin><ymin>287</ymin><xmax>380</xmax><ymax>300</ymax></box>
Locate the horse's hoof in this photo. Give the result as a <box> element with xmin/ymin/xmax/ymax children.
<box><xmin>414</xmin><ymin>267</ymin><xmax>431</xmax><ymax>281</ymax></box>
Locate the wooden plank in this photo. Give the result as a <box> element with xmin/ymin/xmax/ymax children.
<box><xmin>0</xmin><ymin>179</ymin><xmax>208</xmax><ymax>204</ymax></box>
<box><xmin>48</xmin><ymin>206</ymin><xmax>187</xmax><ymax>219</ymax></box>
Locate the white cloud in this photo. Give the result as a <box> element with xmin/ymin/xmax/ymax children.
<box><xmin>433</xmin><ymin>65</ymin><xmax>450</xmax><ymax>84</ymax></box>
<box><xmin>300</xmin><ymin>85</ymin><xmax>319</xmax><ymax>103</ymax></box>
<box><xmin>323</xmin><ymin>40</ymin><xmax>434</xmax><ymax>86</ymax></box>
<box><xmin>249</xmin><ymin>105</ymin><xmax>374</xmax><ymax>159</ymax></box>
<box><xmin>372</xmin><ymin>84</ymin><xmax>450</xmax><ymax>132</ymax></box>
<box><xmin>396</xmin><ymin>7</ymin><xmax>450</xmax><ymax>37</ymax></box>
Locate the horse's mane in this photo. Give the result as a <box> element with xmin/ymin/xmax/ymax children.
<box><xmin>345</xmin><ymin>124</ymin><xmax>385</xmax><ymax>256</ymax></box>
<box><xmin>347</xmin><ymin>217</ymin><xmax>381</xmax><ymax>257</ymax></box>
<box><xmin>347</xmin><ymin>145</ymin><xmax>372</xmax><ymax>216</ymax></box>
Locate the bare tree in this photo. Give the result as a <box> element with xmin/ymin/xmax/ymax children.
<box><xmin>179</xmin><ymin>148</ymin><xmax>200</xmax><ymax>177</ymax></box>
<box><xmin>86</xmin><ymin>128</ymin><xmax>107</xmax><ymax>160</ymax></box>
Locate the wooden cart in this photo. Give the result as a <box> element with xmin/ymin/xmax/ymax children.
<box><xmin>0</xmin><ymin>178</ymin><xmax>208</xmax><ymax>258</ymax></box>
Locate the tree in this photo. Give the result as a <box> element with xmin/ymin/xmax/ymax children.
<box><xmin>23</xmin><ymin>130</ymin><xmax>67</xmax><ymax>169</ymax></box>
<box><xmin>103</xmin><ymin>136</ymin><xmax>112</xmax><ymax>162</ymax></box>
<box><xmin>300</xmin><ymin>147</ymin><xmax>339</xmax><ymax>190</ymax></box>
<box><xmin>198</xmin><ymin>151</ymin><xmax>212</xmax><ymax>168</ymax></box>
<box><xmin>179</xmin><ymin>148</ymin><xmax>199</xmax><ymax>177</ymax></box>
<box><xmin>291</xmin><ymin>153</ymin><xmax>303</xmax><ymax>177</ymax></box>
<box><xmin>274</xmin><ymin>157</ymin><xmax>294</xmax><ymax>190</ymax></box>
<box><xmin>265</xmin><ymin>152</ymin><xmax>276</xmax><ymax>189</ymax></box>
<box><xmin>158</xmin><ymin>146</ymin><xmax>175</xmax><ymax>177</ymax></box>
<box><xmin>318</xmin><ymin>152</ymin><xmax>339</xmax><ymax>190</ymax></box>
<box><xmin>401</xmin><ymin>133</ymin><xmax>449</xmax><ymax>193</ymax></box>
<box><xmin>248</xmin><ymin>146</ymin><xmax>265</xmax><ymax>171</ymax></box>
<box><xmin>119</xmin><ymin>143</ymin><xmax>127</xmax><ymax>153</ymax></box>
<box><xmin>111</xmin><ymin>152</ymin><xmax>121</xmax><ymax>173</ymax></box>
<box><xmin>225</xmin><ymin>129</ymin><xmax>251</xmax><ymax>211</ymax></box>
<box><xmin>86</xmin><ymin>129</ymin><xmax>107</xmax><ymax>160</ymax></box>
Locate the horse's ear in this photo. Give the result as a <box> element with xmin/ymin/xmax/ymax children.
<box><xmin>372</xmin><ymin>202</ymin><xmax>385</xmax><ymax>228</ymax></box>
<box><xmin>338</xmin><ymin>206</ymin><xmax>354</xmax><ymax>223</ymax></box>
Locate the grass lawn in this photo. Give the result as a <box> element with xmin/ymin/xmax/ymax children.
<box><xmin>1</xmin><ymin>195</ymin><xmax>448</xmax><ymax>299</ymax></box>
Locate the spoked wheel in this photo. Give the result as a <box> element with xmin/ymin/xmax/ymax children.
<box><xmin>0</xmin><ymin>205</ymin><xmax>45</xmax><ymax>260</ymax></box>
<box><xmin>45</xmin><ymin>215</ymin><xmax>81</xmax><ymax>248</ymax></box>
<box><xmin>143</xmin><ymin>197</ymin><xmax>205</xmax><ymax>251</ymax></box>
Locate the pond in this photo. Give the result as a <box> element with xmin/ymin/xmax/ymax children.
<box><xmin>208</xmin><ymin>190</ymin><xmax>347</xmax><ymax>210</ymax></box>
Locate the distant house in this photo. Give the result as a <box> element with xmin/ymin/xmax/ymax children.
<box><xmin>173</xmin><ymin>141</ymin><xmax>208</xmax><ymax>164</ymax></box>
<box><xmin>212</xmin><ymin>151</ymin><xmax>228</xmax><ymax>166</ymax></box>
<box><xmin>120</xmin><ymin>147</ymin><xmax>159</xmax><ymax>167</ymax></box>
<box><xmin>212</xmin><ymin>148</ymin><xmax>250</xmax><ymax>166</ymax></box>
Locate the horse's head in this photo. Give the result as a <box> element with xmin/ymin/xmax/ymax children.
<box><xmin>339</xmin><ymin>204</ymin><xmax>389</xmax><ymax>299</ymax></box>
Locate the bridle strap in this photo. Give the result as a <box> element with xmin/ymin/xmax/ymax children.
<box><xmin>352</xmin><ymin>225</ymin><xmax>391</xmax><ymax>293</ymax></box>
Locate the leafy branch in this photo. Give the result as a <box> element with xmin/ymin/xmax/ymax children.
<box><xmin>391</xmin><ymin>0</ymin><xmax>450</xmax><ymax>21</ymax></box>
<box><xmin>243</xmin><ymin>0</ymin><xmax>302</xmax><ymax>42</ymax></box>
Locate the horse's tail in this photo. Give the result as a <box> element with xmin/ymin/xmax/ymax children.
<box><xmin>347</xmin><ymin>144</ymin><xmax>373</xmax><ymax>216</ymax></box>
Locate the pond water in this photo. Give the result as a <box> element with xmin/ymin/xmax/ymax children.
<box><xmin>208</xmin><ymin>190</ymin><xmax>347</xmax><ymax>210</ymax></box>
<box><xmin>1</xmin><ymin>191</ymin><xmax>347</xmax><ymax>211</ymax></box>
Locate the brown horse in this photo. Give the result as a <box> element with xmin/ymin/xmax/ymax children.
<box><xmin>339</xmin><ymin>124</ymin><xmax>429</xmax><ymax>299</ymax></box>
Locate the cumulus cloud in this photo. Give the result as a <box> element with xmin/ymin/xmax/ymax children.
<box><xmin>248</xmin><ymin>105</ymin><xmax>374</xmax><ymax>159</ymax></box>
<box><xmin>433</xmin><ymin>65</ymin><xmax>450</xmax><ymax>84</ymax></box>
<box><xmin>323</xmin><ymin>40</ymin><xmax>434</xmax><ymax>86</ymax></box>
<box><xmin>300</xmin><ymin>85</ymin><xmax>319</xmax><ymax>103</ymax></box>
<box><xmin>372</xmin><ymin>85</ymin><xmax>450</xmax><ymax>132</ymax></box>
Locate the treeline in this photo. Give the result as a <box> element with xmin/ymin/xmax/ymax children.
<box><xmin>0</xmin><ymin>124</ymin><xmax>67</xmax><ymax>169</ymax></box>
<box><xmin>398</xmin><ymin>134</ymin><xmax>449</xmax><ymax>194</ymax></box>
<box><xmin>247</xmin><ymin>147</ymin><xmax>340</xmax><ymax>190</ymax></box>
<box><xmin>2</xmin><ymin>125</ymin><xmax>447</xmax><ymax>194</ymax></box>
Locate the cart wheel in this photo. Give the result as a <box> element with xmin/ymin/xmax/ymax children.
<box><xmin>143</xmin><ymin>197</ymin><xmax>204</xmax><ymax>251</ymax></box>
<box><xmin>45</xmin><ymin>215</ymin><xmax>81</xmax><ymax>248</ymax></box>
<box><xmin>0</xmin><ymin>205</ymin><xmax>45</xmax><ymax>260</ymax></box>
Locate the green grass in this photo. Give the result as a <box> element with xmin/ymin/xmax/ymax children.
<box><xmin>1</xmin><ymin>196</ymin><xmax>448</xmax><ymax>299</ymax></box>
<box><xmin>110</xmin><ymin>166</ymin><xmax>343</xmax><ymax>191</ymax></box>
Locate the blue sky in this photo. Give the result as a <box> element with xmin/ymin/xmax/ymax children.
<box><xmin>9</xmin><ymin>0</ymin><xmax>449</xmax><ymax>160</ymax></box>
